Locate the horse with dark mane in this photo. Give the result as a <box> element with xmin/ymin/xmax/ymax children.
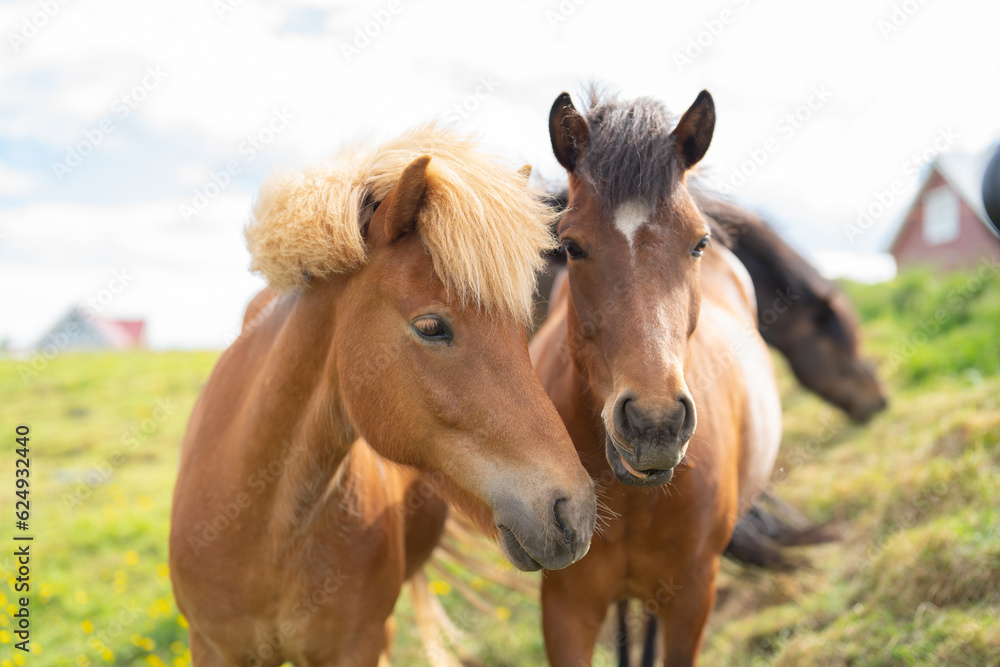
<box><xmin>169</xmin><ymin>127</ymin><xmax>596</xmax><ymax>666</ymax></box>
<box><xmin>532</xmin><ymin>88</ymin><xmax>782</xmax><ymax>666</ymax></box>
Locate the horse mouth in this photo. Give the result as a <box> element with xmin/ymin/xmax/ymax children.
<box><xmin>497</xmin><ymin>525</ymin><xmax>543</xmax><ymax>572</ymax></box>
<box><xmin>605</xmin><ymin>435</ymin><xmax>674</xmax><ymax>487</ymax></box>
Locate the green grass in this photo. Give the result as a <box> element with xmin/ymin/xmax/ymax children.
<box><xmin>1</xmin><ymin>265</ymin><xmax>998</xmax><ymax>665</ymax></box>
<box><xmin>699</xmin><ymin>264</ymin><xmax>1000</xmax><ymax>667</ymax></box>
<box><xmin>0</xmin><ymin>352</ymin><xmax>218</xmax><ymax>666</ymax></box>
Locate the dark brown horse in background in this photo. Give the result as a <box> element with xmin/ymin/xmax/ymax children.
<box><xmin>696</xmin><ymin>196</ymin><xmax>888</xmax><ymax>422</ymax></box>
<box><xmin>532</xmin><ymin>88</ymin><xmax>782</xmax><ymax>666</ymax></box>
<box><xmin>170</xmin><ymin>128</ymin><xmax>596</xmax><ymax>666</ymax></box>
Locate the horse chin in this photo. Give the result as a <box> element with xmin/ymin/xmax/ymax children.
<box><xmin>848</xmin><ymin>399</ymin><xmax>888</xmax><ymax>423</ymax></box>
<box><xmin>497</xmin><ymin>525</ymin><xmax>543</xmax><ymax>572</ymax></box>
<box><xmin>605</xmin><ymin>435</ymin><xmax>675</xmax><ymax>488</ymax></box>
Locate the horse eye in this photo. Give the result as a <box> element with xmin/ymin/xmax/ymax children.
<box><xmin>563</xmin><ymin>239</ymin><xmax>586</xmax><ymax>260</ymax></box>
<box><xmin>691</xmin><ymin>236</ymin><xmax>710</xmax><ymax>257</ymax></box>
<box><xmin>412</xmin><ymin>316</ymin><xmax>450</xmax><ymax>342</ymax></box>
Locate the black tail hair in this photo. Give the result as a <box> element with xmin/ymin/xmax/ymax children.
<box><xmin>724</xmin><ymin>491</ymin><xmax>838</xmax><ymax>569</ymax></box>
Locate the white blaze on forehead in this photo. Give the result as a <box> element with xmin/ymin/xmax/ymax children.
<box><xmin>613</xmin><ymin>199</ymin><xmax>653</xmax><ymax>246</ymax></box>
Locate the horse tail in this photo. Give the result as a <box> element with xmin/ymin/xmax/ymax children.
<box><xmin>616</xmin><ymin>601</ymin><xmax>630</xmax><ymax>667</ymax></box>
<box><xmin>616</xmin><ymin>601</ymin><xmax>658</xmax><ymax>667</ymax></box>
<box><xmin>724</xmin><ymin>491</ymin><xmax>839</xmax><ymax>570</ymax></box>
<box><xmin>408</xmin><ymin>568</ymin><xmax>466</xmax><ymax>667</ymax></box>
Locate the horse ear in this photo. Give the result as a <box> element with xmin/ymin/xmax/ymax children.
<box><xmin>517</xmin><ymin>163</ymin><xmax>532</xmax><ymax>182</ymax></box>
<box><xmin>381</xmin><ymin>154</ymin><xmax>431</xmax><ymax>243</ymax></box>
<box><xmin>671</xmin><ymin>90</ymin><xmax>715</xmax><ymax>170</ymax></box>
<box><xmin>549</xmin><ymin>92</ymin><xmax>590</xmax><ymax>173</ymax></box>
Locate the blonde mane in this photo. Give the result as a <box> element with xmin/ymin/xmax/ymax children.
<box><xmin>245</xmin><ymin>125</ymin><xmax>558</xmax><ymax>321</ymax></box>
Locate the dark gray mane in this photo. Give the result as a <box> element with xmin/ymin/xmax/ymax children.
<box><xmin>577</xmin><ymin>88</ymin><xmax>681</xmax><ymax>213</ymax></box>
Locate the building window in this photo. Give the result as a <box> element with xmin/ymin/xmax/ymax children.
<box><xmin>922</xmin><ymin>185</ymin><xmax>959</xmax><ymax>246</ymax></box>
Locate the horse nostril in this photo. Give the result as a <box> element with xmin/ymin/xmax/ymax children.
<box><xmin>613</xmin><ymin>392</ymin><xmax>638</xmax><ymax>437</ymax></box>
<box><xmin>677</xmin><ymin>393</ymin><xmax>696</xmax><ymax>434</ymax></box>
<box><xmin>623</xmin><ymin>398</ymin><xmax>649</xmax><ymax>437</ymax></box>
<box><xmin>553</xmin><ymin>498</ymin><xmax>576</xmax><ymax>552</ymax></box>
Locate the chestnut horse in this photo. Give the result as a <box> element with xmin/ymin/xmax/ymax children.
<box><xmin>531</xmin><ymin>89</ymin><xmax>781</xmax><ymax>666</ymax></box>
<box><xmin>169</xmin><ymin>127</ymin><xmax>596</xmax><ymax>667</ymax></box>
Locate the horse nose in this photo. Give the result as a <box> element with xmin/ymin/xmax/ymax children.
<box><xmin>615</xmin><ymin>391</ymin><xmax>695</xmax><ymax>445</ymax></box>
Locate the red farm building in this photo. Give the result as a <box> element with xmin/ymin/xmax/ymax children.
<box><xmin>889</xmin><ymin>146</ymin><xmax>1000</xmax><ymax>271</ymax></box>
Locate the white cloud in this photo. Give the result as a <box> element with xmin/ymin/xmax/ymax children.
<box><xmin>1</xmin><ymin>0</ymin><xmax>999</xmax><ymax>346</ymax></box>
<box><xmin>0</xmin><ymin>161</ymin><xmax>40</xmax><ymax>196</ymax></box>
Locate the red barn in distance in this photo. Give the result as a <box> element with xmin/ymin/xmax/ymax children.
<box><xmin>889</xmin><ymin>146</ymin><xmax>1000</xmax><ymax>271</ymax></box>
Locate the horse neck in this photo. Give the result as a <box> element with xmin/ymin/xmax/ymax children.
<box><xmin>733</xmin><ymin>222</ymin><xmax>827</xmax><ymax>348</ymax></box>
<box><xmin>240</xmin><ymin>280</ymin><xmax>359</xmax><ymax>543</ymax></box>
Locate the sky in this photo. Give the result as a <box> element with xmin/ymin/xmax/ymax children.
<box><xmin>1</xmin><ymin>0</ymin><xmax>998</xmax><ymax>349</ymax></box>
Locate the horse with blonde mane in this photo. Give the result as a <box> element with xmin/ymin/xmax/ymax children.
<box><xmin>169</xmin><ymin>126</ymin><xmax>596</xmax><ymax>666</ymax></box>
<box><xmin>531</xmin><ymin>89</ymin><xmax>782</xmax><ymax>666</ymax></box>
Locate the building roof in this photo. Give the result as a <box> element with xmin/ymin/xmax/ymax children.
<box><xmin>34</xmin><ymin>308</ymin><xmax>146</xmax><ymax>351</ymax></box>
<box><xmin>90</xmin><ymin>314</ymin><xmax>146</xmax><ymax>348</ymax></box>
<box><xmin>887</xmin><ymin>144</ymin><xmax>1000</xmax><ymax>253</ymax></box>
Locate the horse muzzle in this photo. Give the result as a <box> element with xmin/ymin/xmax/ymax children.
<box><xmin>605</xmin><ymin>390</ymin><xmax>696</xmax><ymax>487</ymax></box>
<box><xmin>493</xmin><ymin>488</ymin><xmax>595</xmax><ymax>571</ymax></box>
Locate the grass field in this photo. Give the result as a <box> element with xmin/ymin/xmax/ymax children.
<box><xmin>1</xmin><ymin>264</ymin><xmax>998</xmax><ymax>666</ymax></box>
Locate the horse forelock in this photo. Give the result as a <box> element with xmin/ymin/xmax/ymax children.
<box><xmin>245</xmin><ymin>124</ymin><xmax>558</xmax><ymax>323</ymax></box>
<box><xmin>577</xmin><ymin>88</ymin><xmax>682</xmax><ymax>218</ymax></box>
